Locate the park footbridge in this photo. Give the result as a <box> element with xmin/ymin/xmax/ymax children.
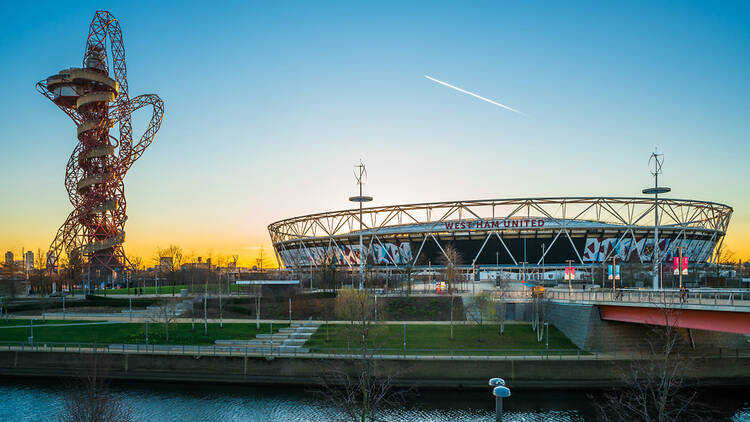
<box><xmin>517</xmin><ymin>288</ymin><xmax>750</xmax><ymax>338</ymax></box>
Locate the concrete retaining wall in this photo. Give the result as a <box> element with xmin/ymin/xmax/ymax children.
<box><xmin>0</xmin><ymin>351</ymin><xmax>749</xmax><ymax>390</ymax></box>
<box><xmin>544</xmin><ymin>301</ymin><xmax>750</xmax><ymax>352</ymax></box>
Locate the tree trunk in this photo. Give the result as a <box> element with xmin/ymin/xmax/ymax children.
<box><xmin>479</xmin><ymin>314</ymin><xmax>483</xmax><ymax>342</ymax></box>
<box><xmin>450</xmin><ymin>295</ymin><xmax>454</xmax><ymax>340</ymax></box>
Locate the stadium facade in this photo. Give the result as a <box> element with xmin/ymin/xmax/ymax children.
<box><xmin>268</xmin><ymin>197</ymin><xmax>732</xmax><ymax>270</ymax></box>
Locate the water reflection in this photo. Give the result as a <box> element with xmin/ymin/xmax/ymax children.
<box><xmin>0</xmin><ymin>379</ymin><xmax>747</xmax><ymax>421</ymax></box>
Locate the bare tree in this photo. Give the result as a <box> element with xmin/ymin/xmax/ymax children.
<box><xmin>66</xmin><ymin>250</ymin><xmax>84</xmax><ymax>295</ymax></box>
<box><xmin>128</xmin><ymin>255</ymin><xmax>143</xmax><ymax>293</ymax></box>
<box><xmin>157</xmin><ymin>245</ymin><xmax>183</xmax><ymax>296</ymax></box>
<box><xmin>531</xmin><ymin>295</ymin><xmax>547</xmax><ymax>343</ymax></box>
<box><xmin>35</xmin><ymin>248</ymin><xmax>45</xmax><ymax>273</ymax></box>
<box><xmin>466</xmin><ymin>291</ymin><xmax>495</xmax><ymax>342</ymax></box>
<box><xmin>319</xmin><ymin>288</ymin><xmax>403</xmax><ymax>421</ymax></box>
<box><xmin>316</xmin><ymin>359</ymin><xmax>406</xmax><ymax>422</ymax></box>
<box><xmin>315</xmin><ymin>248</ymin><xmax>338</xmax><ymax>291</ymax></box>
<box><xmin>216</xmin><ymin>272</ymin><xmax>225</xmax><ymax>328</ymax></box>
<box><xmin>253</xmin><ymin>284</ymin><xmax>262</xmax><ymax>329</ymax></box>
<box><xmin>438</xmin><ymin>244</ymin><xmax>462</xmax><ymax>294</ymax></box>
<box><xmin>496</xmin><ymin>278</ymin><xmax>510</xmax><ymax>335</ymax></box>
<box><xmin>60</xmin><ymin>352</ymin><xmax>133</xmax><ymax>422</ymax></box>
<box><xmin>592</xmin><ymin>306</ymin><xmax>712</xmax><ymax>421</ymax></box>
<box><xmin>449</xmin><ymin>293</ymin><xmax>456</xmax><ymax>340</ymax></box>
<box><xmin>255</xmin><ymin>248</ymin><xmax>269</xmax><ymax>271</ymax></box>
<box><xmin>148</xmin><ymin>299</ymin><xmax>179</xmax><ymax>342</ymax></box>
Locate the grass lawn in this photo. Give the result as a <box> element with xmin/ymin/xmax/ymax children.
<box><xmin>0</xmin><ymin>321</ymin><xmax>287</xmax><ymax>346</ymax></box>
<box><xmin>306</xmin><ymin>323</ymin><xmax>580</xmax><ymax>355</ymax></box>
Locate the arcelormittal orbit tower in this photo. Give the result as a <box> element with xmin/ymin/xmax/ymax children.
<box><xmin>37</xmin><ymin>11</ymin><xmax>164</xmax><ymax>281</ymax></box>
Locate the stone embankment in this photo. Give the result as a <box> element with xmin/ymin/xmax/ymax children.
<box><xmin>1</xmin><ymin>349</ymin><xmax>749</xmax><ymax>390</ymax></box>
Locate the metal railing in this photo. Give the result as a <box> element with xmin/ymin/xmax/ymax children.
<box><xmin>1</xmin><ymin>341</ymin><xmax>748</xmax><ymax>361</ymax></box>
<box><xmin>541</xmin><ymin>288</ymin><xmax>750</xmax><ymax>309</ymax></box>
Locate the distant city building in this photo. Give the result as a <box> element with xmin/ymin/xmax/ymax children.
<box><xmin>4</xmin><ymin>251</ymin><xmax>13</xmax><ymax>266</ymax></box>
<box><xmin>181</xmin><ymin>257</ymin><xmax>212</xmax><ymax>271</ymax></box>
<box><xmin>24</xmin><ymin>251</ymin><xmax>34</xmax><ymax>271</ymax></box>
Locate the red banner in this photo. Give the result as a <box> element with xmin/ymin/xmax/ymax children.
<box><xmin>682</xmin><ymin>257</ymin><xmax>688</xmax><ymax>275</ymax></box>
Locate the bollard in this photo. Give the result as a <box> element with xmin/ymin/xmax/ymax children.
<box><xmin>489</xmin><ymin>378</ymin><xmax>510</xmax><ymax>422</ymax></box>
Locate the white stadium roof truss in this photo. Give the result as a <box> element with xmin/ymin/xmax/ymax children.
<box><xmin>268</xmin><ymin>197</ymin><xmax>732</xmax><ymax>269</ymax></box>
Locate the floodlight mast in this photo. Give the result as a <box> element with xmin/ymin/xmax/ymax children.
<box><xmin>642</xmin><ymin>149</ymin><xmax>670</xmax><ymax>290</ymax></box>
<box><xmin>349</xmin><ymin>160</ymin><xmax>372</xmax><ymax>290</ymax></box>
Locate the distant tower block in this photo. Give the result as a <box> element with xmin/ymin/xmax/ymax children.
<box><xmin>37</xmin><ymin>11</ymin><xmax>164</xmax><ymax>281</ymax></box>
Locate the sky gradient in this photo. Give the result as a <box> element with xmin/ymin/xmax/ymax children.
<box><xmin>1</xmin><ymin>1</ymin><xmax>749</xmax><ymax>267</ymax></box>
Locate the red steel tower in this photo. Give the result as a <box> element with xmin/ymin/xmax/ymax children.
<box><xmin>37</xmin><ymin>11</ymin><xmax>163</xmax><ymax>281</ymax></box>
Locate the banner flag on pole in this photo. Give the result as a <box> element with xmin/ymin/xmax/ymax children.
<box><xmin>682</xmin><ymin>257</ymin><xmax>688</xmax><ymax>275</ymax></box>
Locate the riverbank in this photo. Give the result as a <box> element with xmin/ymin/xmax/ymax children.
<box><xmin>1</xmin><ymin>349</ymin><xmax>749</xmax><ymax>390</ymax></box>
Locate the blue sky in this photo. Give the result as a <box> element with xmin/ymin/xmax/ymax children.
<box><xmin>1</xmin><ymin>0</ymin><xmax>749</xmax><ymax>263</ymax></box>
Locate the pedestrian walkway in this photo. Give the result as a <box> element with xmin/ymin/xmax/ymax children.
<box><xmin>42</xmin><ymin>297</ymin><xmax>200</xmax><ymax>320</ymax></box>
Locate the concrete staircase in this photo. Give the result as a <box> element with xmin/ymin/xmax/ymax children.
<box><xmin>215</xmin><ymin>321</ymin><xmax>320</xmax><ymax>353</ymax></box>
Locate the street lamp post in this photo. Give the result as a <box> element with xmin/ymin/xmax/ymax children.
<box><xmin>643</xmin><ymin>150</ymin><xmax>670</xmax><ymax>290</ymax></box>
<box><xmin>541</xmin><ymin>243</ymin><xmax>546</xmax><ymax>282</ymax></box>
<box><xmin>679</xmin><ymin>246</ymin><xmax>684</xmax><ymax>289</ymax></box>
<box><xmin>612</xmin><ymin>255</ymin><xmax>617</xmax><ymax>291</ymax></box>
<box><xmin>349</xmin><ymin>160</ymin><xmax>372</xmax><ymax>291</ymax></box>
<box><xmin>472</xmin><ymin>259</ymin><xmax>476</xmax><ymax>295</ymax></box>
<box><xmin>428</xmin><ymin>259</ymin><xmax>432</xmax><ymax>294</ymax></box>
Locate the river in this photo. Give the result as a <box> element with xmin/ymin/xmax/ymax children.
<box><xmin>0</xmin><ymin>379</ymin><xmax>747</xmax><ymax>421</ymax></box>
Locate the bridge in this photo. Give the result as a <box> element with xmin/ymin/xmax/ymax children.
<box><xmin>493</xmin><ymin>287</ymin><xmax>750</xmax><ymax>351</ymax></box>
<box><xmin>541</xmin><ymin>288</ymin><xmax>750</xmax><ymax>336</ymax></box>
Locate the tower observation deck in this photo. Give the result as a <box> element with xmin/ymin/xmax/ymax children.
<box><xmin>37</xmin><ymin>11</ymin><xmax>164</xmax><ymax>281</ymax></box>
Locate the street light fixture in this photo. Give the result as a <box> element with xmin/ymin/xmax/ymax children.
<box><xmin>349</xmin><ymin>160</ymin><xmax>372</xmax><ymax>291</ymax></box>
<box><xmin>643</xmin><ymin>149</ymin><xmax>670</xmax><ymax>290</ymax></box>
<box><xmin>541</xmin><ymin>243</ymin><xmax>546</xmax><ymax>283</ymax></box>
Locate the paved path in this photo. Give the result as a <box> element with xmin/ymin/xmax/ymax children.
<box><xmin>2</xmin><ymin>314</ymin><xmax>528</xmax><ymax>325</ymax></box>
<box><xmin>3</xmin><ymin>343</ymin><xmax>746</xmax><ymax>361</ymax></box>
<box><xmin>0</xmin><ymin>321</ymin><xmax>126</xmax><ymax>329</ymax></box>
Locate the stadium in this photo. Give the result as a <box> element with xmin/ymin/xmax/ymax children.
<box><xmin>268</xmin><ymin>197</ymin><xmax>732</xmax><ymax>272</ymax></box>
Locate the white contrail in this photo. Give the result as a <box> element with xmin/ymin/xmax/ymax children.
<box><xmin>424</xmin><ymin>75</ymin><xmax>525</xmax><ymax>115</ymax></box>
